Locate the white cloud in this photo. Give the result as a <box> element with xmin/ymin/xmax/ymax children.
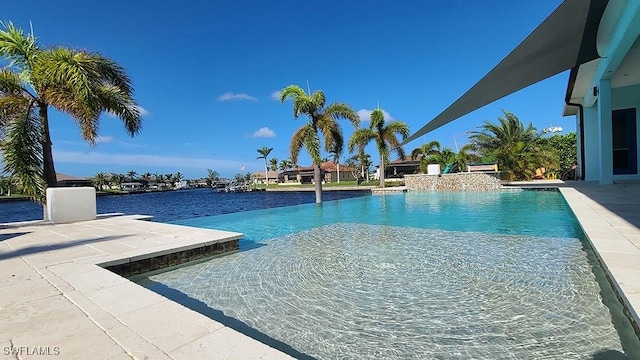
<box><xmin>53</xmin><ymin>150</ymin><xmax>243</xmax><ymax>171</ymax></box>
<box><xmin>95</xmin><ymin>135</ymin><xmax>114</xmax><ymax>143</ymax></box>
<box><xmin>270</xmin><ymin>91</ymin><xmax>281</xmax><ymax>101</ymax></box>
<box><xmin>136</xmin><ymin>106</ymin><xmax>150</xmax><ymax>116</ymax></box>
<box><xmin>357</xmin><ymin>109</ymin><xmax>395</xmax><ymax>122</ymax></box>
<box><xmin>252</xmin><ymin>127</ymin><xmax>276</xmax><ymax>138</ymax></box>
<box><xmin>217</xmin><ymin>92</ymin><xmax>257</xmax><ymax>102</ymax></box>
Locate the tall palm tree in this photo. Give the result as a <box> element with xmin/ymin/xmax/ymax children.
<box><xmin>256</xmin><ymin>146</ymin><xmax>273</xmax><ymax>185</ymax></box>
<box><xmin>328</xmin><ymin>145</ymin><xmax>341</xmax><ymax>183</ymax></box>
<box><xmin>468</xmin><ymin>110</ymin><xmax>556</xmax><ymax>180</ymax></box>
<box><xmin>411</xmin><ymin>140</ymin><xmax>442</xmax><ymax>173</ymax></box>
<box><xmin>269</xmin><ymin>157</ymin><xmax>278</xmax><ymax>172</ymax></box>
<box><xmin>0</xmin><ymin>22</ymin><xmax>143</xmax><ymax>204</ymax></box>
<box><xmin>280</xmin><ymin>84</ymin><xmax>359</xmax><ymax>203</ymax></box>
<box><xmin>349</xmin><ymin>108</ymin><xmax>409</xmax><ymax>187</ymax></box>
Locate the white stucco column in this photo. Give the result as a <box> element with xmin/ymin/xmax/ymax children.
<box><xmin>597</xmin><ymin>79</ymin><xmax>613</xmax><ymax>185</ymax></box>
<box><xmin>583</xmin><ymin>106</ymin><xmax>600</xmax><ymax>181</ymax></box>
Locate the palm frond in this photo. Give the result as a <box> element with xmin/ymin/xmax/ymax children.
<box><xmin>289</xmin><ymin>125</ymin><xmax>310</xmax><ymax>165</ymax></box>
<box><xmin>256</xmin><ymin>146</ymin><xmax>273</xmax><ymax>158</ymax></box>
<box><xmin>0</xmin><ymin>69</ymin><xmax>24</xmax><ymax>94</ymax></box>
<box><xmin>348</xmin><ymin>128</ymin><xmax>375</xmax><ymax>153</ymax></box>
<box><xmin>370</xmin><ymin>108</ymin><xmax>385</xmax><ymax>130</ymax></box>
<box><xmin>309</xmin><ymin>90</ymin><xmax>326</xmax><ymax>110</ymax></box>
<box><xmin>0</xmin><ymin>94</ymin><xmax>33</xmax><ymax>128</ymax></box>
<box><xmin>35</xmin><ymin>48</ymin><xmax>142</xmax><ymax>142</ymax></box>
<box><xmin>95</xmin><ymin>84</ymin><xmax>142</xmax><ymax>137</ymax></box>
<box><xmin>385</xmin><ymin>121</ymin><xmax>410</xmax><ymax>139</ymax></box>
<box><xmin>303</xmin><ymin>130</ymin><xmax>321</xmax><ymax>165</ymax></box>
<box><xmin>0</xmin><ymin>98</ymin><xmax>44</xmax><ymax>202</ymax></box>
<box><xmin>0</xmin><ymin>21</ymin><xmax>39</xmax><ymax>84</ymax></box>
<box><xmin>317</xmin><ymin>115</ymin><xmax>344</xmax><ymax>154</ymax></box>
<box><xmin>324</xmin><ymin>102</ymin><xmax>359</xmax><ymax>128</ymax></box>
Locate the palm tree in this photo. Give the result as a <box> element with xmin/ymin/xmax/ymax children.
<box><xmin>112</xmin><ymin>174</ymin><xmax>125</xmax><ymax>190</ymax></box>
<box><xmin>411</xmin><ymin>141</ymin><xmax>442</xmax><ymax>173</ymax></box>
<box><xmin>279</xmin><ymin>159</ymin><xmax>292</xmax><ymax>172</ymax></box>
<box><xmin>174</xmin><ymin>171</ymin><xmax>183</xmax><ymax>184</ymax></box>
<box><xmin>206</xmin><ymin>168</ymin><xmax>219</xmax><ymax>187</ymax></box>
<box><xmin>450</xmin><ymin>144</ymin><xmax>480</xmax><ymax>173</ymax></box>
<box><xmin>0</xmin><ymin>22</ymin><xmax>143</xmax><ymax>204</ymax></box>
<box><xmin>362</xmin><ymin>152</ymin><xmax>373</xmax><ymax>180</ymax></box>
<box><xmin>93</xmin><ymin>172</ymin><xmax>107</xmax><ymax>190</ymax></box>
<box><xmin>155</xmin><ymin>174</ymin><xmax>164</xmax><ymax>188</ymax></box>
<box><xmin>328</xmin><ymin>145</ymin><xmax>341</xmax><ymax>183</ymax></box>
<box><xmin>0</xmin><ymin>98</ymin><xmax>44</xmax><ymax>200</ymax></box>
<box><xmin>430</xmin><ymin>147</ymin><xmax>458</xmax><ymax>169</ymax></box>
<box><xmin>126</xmin><ymin>170</ymin><xmax>137</xmax><ymax>182</ymax></box>
<box><xmin>280</xmin><ymin>84</ymin><xmax>359</xmax><ymax>203</ymax></box>
<box><xmin>468</xmin><ymin>111</ymin><xmax>556</xmax><ymax>180</ymax></box>
<box><xmin>269</xmin><ymin>157</ymin><xmax>278</xmax><ymax>172</ymax></box>
<box><xmin>164</xmin><ymin>173</ymin><xmax>173</xmax><ymax>187</ymax></box>
<box><xmin>0</xmin><ymin>175</ymin><xmax>16</xmax><ymax>196</ymax></box>
<box><xmin>349</xmin><ymin>108</ymin><xmax>409</xmax><ymax>187</ymax></box>
<box><xmin>256</xmin><ymin>146</ymin><xmax>273</xmax><ymax>185</ymax></box>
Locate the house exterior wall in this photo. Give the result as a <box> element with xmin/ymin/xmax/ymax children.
<box><xmin>612</xmin><ymin>84</ymin><xmax>640</xmax><ymax>181</ymax></box>
<box><xmin>580</xmin><ymin>85</ymin><xmax>640</xmax><ymax>182</ymax></box>
<box><xmin>326</xmin><ymin>170</ymin><xmax>356</xmax><ymax>182</ymax></box>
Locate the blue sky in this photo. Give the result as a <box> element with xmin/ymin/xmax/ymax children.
<box><xmin>3</xmin><ymin>0</ymin><xmax>570</xmax><ymax>179</ymax></box>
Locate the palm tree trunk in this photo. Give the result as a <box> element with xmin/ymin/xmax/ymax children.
<box><xmin>40</xmin><ymin>105</ymin><xmax>58</xmax><ymax>188</ymax></box>
<box><xmin>337</xmin><ymin>162</ymin><xmax>340</xmax><ymax>183</ymax></box>
<box><xmin>264</xmin><ymin>160</ymin><xmax>268</xmax><ymax>187</ymax></box>
<box><xmin>314</xmin><ymin>163</ymin><xmax>323</xmax><ymax>203</ymax></box>
<box><xmin>379</xmin><ymin>154</ymin><xmax>385</xmax><ymax>187</ymax></box>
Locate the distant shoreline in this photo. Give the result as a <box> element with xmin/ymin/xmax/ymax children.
<box><xmin>0</xmin><ymin>185</ymin><xmax>376</xmax><ymax>203</ymax></box>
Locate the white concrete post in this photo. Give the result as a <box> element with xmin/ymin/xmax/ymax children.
<box><xmin>46</xmin><ymin>187</ymin><xmax>97</xmax><ymax>223</ymax></box>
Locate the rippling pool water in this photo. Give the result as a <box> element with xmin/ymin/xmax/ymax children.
<box><xmin>136</xmin><ymin>190</ymin><xmax>640</xmax><ymax>359</ymax></box>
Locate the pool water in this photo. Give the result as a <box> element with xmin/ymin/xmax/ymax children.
<box><xmin>136</xmin><ymin>190</ymin><xmax>640</xmax><ymax>359</ymax></box>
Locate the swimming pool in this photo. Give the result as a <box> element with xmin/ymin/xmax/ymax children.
<box><xmin>136</xmin><ymin>190</ymin><xmax>640</xmax><ymax>359</ymax></box>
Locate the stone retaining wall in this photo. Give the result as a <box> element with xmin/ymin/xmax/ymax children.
<box><xmin>404</xmin><ymin>173</ymin><xmax>503</xmax><ymax>191</ymax></box>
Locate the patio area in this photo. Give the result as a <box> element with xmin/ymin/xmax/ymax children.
<box><xmin>0</xmin><ymin>215</ymin><xmax>292</xmax><ymax>359</ymax></box>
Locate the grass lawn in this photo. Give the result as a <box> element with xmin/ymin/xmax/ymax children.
<box><xmin>0</xmin><ymin>193</ymin><xmax>31</xmax><ymax>201</ymax></box>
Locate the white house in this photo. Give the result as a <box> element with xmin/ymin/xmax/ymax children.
<box><xmin>563</xmin><ymin>0</ymin><xmax>640</xmax><ymax>184</ymax></box>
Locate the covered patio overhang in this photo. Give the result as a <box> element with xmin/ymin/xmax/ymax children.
<box><xmin>402</xmin><ymin>0</ymin><xmax>610</xmax><ymax>146</ymax></box>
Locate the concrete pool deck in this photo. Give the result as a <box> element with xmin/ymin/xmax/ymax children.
<box><xmin>0</xmin><ymin>181</ymin><xmax>638</xmax><ymax>358</ymax></box>
<box><xmin>559</xmin><ymin>181</ymin><xmax>640</xmax><ymax>335</ymax></box>
<box><xmin>0</xmin><ymin>215</ymin><xmax>293</xmax><ymax>359</ymax></box>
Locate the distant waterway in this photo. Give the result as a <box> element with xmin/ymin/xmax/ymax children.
<box><xmin>0</xmin><ymin>188</ymin><xmax>369</xmax><ymax>223</ymax></box>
